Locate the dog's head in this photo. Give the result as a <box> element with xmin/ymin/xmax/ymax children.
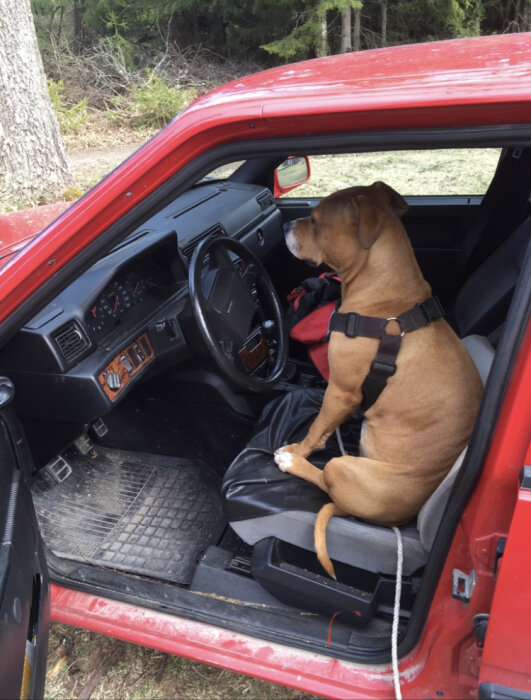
<box><xmin>283</xmin><ymin>181</ymin><xmax>408</xmax><ymax>270</ymax></box>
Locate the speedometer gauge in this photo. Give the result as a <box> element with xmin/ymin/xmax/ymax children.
<box><xmin>88</xmin><ymin>280</ymin><xmax>133</xmax><ymax>334</ymax></box>
<box><xmin>123</xmin><ymin>269</ymin><xmax>147</xmax><ymax>303</ymax></box>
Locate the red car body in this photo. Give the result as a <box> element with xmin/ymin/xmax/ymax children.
<box><xmin>0</xmin><ymin>33</ymin><xmax>530</xmax><ymax>699</ymax></box>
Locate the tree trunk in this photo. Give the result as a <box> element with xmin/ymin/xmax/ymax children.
<box><xmin>72</xmin><ymin>0</ymin><xmax>85</xmax><ymax>53</ymax></box>
<box><xmin>0</xmin><ymin>0</ymin><xmax>73</xmax><ymax>207</ymax></box>
<box><xmin>381</xmin><ymin>0</ymin><xmax>387</xmax><ymax>47</ymax></box>
<box><xmin>318</xmin><ymin>11</ymin><xmax>328</xmax><ymax>57</ymax></box>
<box><xmin>517</xmin><ymin>0</ymin><xmax>531</xmax><ymax>31</ymax></box>
<box><xmin>353</xmin><ymin>7</ymin><xmax>361</xmax><ymax>51</ymax></box>
<box><xmin>341</xmin><ymin>7</ymin><xmax>352</xmax><ymax>52</ymax></box>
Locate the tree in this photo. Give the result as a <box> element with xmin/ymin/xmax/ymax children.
<box><xmin>341</xmin><ymin>5</ymin><xmax>352</xmax><ymax>51</ymax></box>
<box><xmin>381</xmin><ymin>0</ymin><xmax>387</xmax><ymax>46</ymax></box>
<box><xmin>0</xmin><ymin>0</ymin><xmax>73</xmax><ymax>207</ymax></box>
<box><xmin>353</xmin><ymin>3</ymin><xmax>361</xmax><ymax>49</ymax></box>
<box><xmin>339</xmin><ymin>1</ymin><xmax>363</xmax><ymax>53</ymax></box>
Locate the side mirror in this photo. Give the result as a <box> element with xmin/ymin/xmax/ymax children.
<box><xmin>273</xmin><ymin>156</ymin><xmax>311</xmax><ymax>197</ymax></box>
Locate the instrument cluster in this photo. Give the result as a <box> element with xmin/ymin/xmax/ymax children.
<box><xmin>86</xmin><ymin>258</ymin><xmax>170</xmax><ymax>338</ymax></box>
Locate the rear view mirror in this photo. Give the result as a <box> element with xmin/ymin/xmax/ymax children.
<box><xmin>274</xmin><ymin>156</ymin><xmax>311</xmax><ymax>197</ymax></box>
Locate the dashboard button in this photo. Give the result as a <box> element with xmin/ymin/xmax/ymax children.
<box><xmin>120</xmin><ymin>354</ymin><xmax>133</xmax><ymax>373</ymax></box>
<box><xmin>133</xmin><ymin>343</ymin><xmax>145</xmax><ymax>362</ymax></box>
<box><xmin>127</xmin><ymin>349</ymin><xmax>141</xmax><ymax>368</ymax></box>
<box><xmin>105</xmin><ymin>372</ymin><xmax>121</xmax><ymax>391</ymax></box>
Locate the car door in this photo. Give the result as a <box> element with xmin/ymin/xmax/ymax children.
<box><xmin>0</xmin><ymin>377</ymin><xmax>49</xmax><ymax>700</ymax></box>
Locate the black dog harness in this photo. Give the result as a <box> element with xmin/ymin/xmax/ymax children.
<box><xmin>327</xmin><ymin>296</ymin><xmax>445</xmax><ymax>414</ymax></box>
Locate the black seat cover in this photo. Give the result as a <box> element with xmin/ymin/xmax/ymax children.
<box><xmin>222</xmin><ymin>388</ymin><xmax>361</xmax><ymax>523</ymax></box>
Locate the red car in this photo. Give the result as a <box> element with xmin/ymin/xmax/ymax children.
<box><xmin>1</xmin><ymin>33</ymin><xmax>530</xmax><ymax>699</ymax></box>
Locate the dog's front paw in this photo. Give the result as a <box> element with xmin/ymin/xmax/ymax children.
<box><xmin>274</xmin><ymin>447</ymin><xmax>294</xmax><ymax>472</ymax></box>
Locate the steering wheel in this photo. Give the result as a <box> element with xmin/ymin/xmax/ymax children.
<box><xmin>189</xmin><ymin>236</ymin><xmax>288</xmax><ymax>392</ymax></box>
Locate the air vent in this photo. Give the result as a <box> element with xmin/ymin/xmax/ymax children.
<box><xmin>181</xmin><ymin>224</ymin><xmax>225</xmax><ymax>261</ymax></box>
<box><xmin>256</xmin><ymin>190</ymin><xmax>273</xmax><ymax>211</ymax></box>
<box><xmin>54</xmin><ymin>323</ymin><xmax>89</xmax><ymax>365</ymax></box>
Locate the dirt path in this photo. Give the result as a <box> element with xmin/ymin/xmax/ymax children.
<box><xmin>68</xmin><ymin>142</ymin><xmax>145</xmax><ymax>190</ymax></box>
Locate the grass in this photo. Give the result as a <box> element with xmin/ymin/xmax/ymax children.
<box><xmin>293</xmin><ymin>149</ymin><xmax>501</xmax><ymax>198</ymax></box>
<box><xmin>46</xmin><ymin>622</ymin><xmax>320</xmax><ymax>699</ymax></box>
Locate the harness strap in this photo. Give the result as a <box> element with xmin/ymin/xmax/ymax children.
<box><xmin>328</xmin><ymin>296</ymin><xmax>444</xmax><ymax>339</ymax></box>
<box><xmin>360</xmin><ymin>332</ymin><xmax>403</xmax><ymax>414</ymax></box>
<box><xmin>328</xmin><ymin>296</ymin><xmax>445</xmax><ymax>413</ymax></box>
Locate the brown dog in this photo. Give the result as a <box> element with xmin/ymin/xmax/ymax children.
<box><xmin>274</xmin><ymin>181</ymin><xmax>483</xmax><ymax>578</ymax></box>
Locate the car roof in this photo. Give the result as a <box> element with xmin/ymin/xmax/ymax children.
<box><xmin>182</xmin><ymin>34</ymin><xmax>531</xmax><ymax>127</ymax></box>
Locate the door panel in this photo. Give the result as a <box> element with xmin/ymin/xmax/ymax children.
<box><xmin>0</xmin><ymin>378</ymin><xmax>49</xmax><ymax>700</ymax></box>
<box><xmin>479</xmin><ymin>455</ymin><xmax>531</xmax><ymax>698</ymax></box>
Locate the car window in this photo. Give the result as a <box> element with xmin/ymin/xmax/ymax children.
<box><xmin>200</xmin><ymin>161</ymin><xmax>245</xmax><ymax>182</ymax></box>
<box><xmin>287</xmin><ymin>149</ymin><xmax>502</xmax><ymax>197</ymax></box>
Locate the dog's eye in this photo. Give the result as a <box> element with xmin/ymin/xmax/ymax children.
<box><xmin>310</xmin><ymin>216</ymin><xmax>316</xmax><ymax>225</ymax></box>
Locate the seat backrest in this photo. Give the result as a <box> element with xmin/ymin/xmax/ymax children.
<box><xmin>454</xmin><ymin>216</ymin><xmax>531</xmax><ymax>339</ymax></box>
<box><xmin>456</xmin><ymin>147</ymin><xmax>531</xmax><ymax>286</ymax></box>
<box><xmin>417</xmin><ymin>334</ymin><xmax>495</xmax><ymax>550</ymax></box>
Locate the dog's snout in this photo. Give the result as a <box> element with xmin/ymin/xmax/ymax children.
<box><xmin>283</xmin><ymin>220</ymin><xmax>301</xmax><ymax>258</ymax></box>
<box><xmin>283</xmin><ymin>220</ymin><xmax>295</xmax><ymax>236</ymax></box>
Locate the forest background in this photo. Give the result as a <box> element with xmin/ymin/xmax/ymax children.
<box><xmin>1</xmin><ymin>0</ymin><xmax>528</xmax><ymax>212</ymax></box>
<box><xmin>31</xmin><ymin>0</ymin><xmax>531</xmax><ymax>153</ymax></box>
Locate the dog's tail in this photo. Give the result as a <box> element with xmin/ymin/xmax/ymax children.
<box><xmin>314</xmin><ymin>502</ymin><xmax>347</xmax><ymax>580</ymax></box>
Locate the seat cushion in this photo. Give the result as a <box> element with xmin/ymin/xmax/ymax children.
<box><xmin>222</xmin><ymin>388</ymin><xmax>343</xmax><ymax>523</ymax></box>
<box><xmin>222</xmin><ymin>388</ymin><xmax>426</xmax><ymax>575</ymax></box>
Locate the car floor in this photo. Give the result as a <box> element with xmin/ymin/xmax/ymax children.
<box><xmin>31</xmin><ymin>383</ymin><xmax>404</xmax><ymax>658</ymax></box>
<box><xmin>32</xmin><ymin>446</ymin><xmax>226</xmax><ymax>584</ymax></box>
<box><xmin>32</xmin><ymin>387</ymin><xmax>254</xmax><ymax>582</ymax></box>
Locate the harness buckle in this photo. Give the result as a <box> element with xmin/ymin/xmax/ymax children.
<box><xmin>419</xmin><ymin>296</ymin><xmax>445</xmax><ymax>325</ymax></box>
<box><xmin>344</xmin><ymin>312</ymin><xmax>359</xmax><ymax>338</ymax></box>
<box><xmin>370</xmin><ymin>358</ymin><xmax>397</xmax><ymax>377</ymax></box>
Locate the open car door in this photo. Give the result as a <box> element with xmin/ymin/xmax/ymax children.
<box><xmin>0</xmin><ymin>377</ymin><xmax>49</xmax><ymax>699</ymax></box>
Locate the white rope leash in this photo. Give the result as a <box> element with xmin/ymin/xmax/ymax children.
<box><xmin>391</xmin><ymin>525</ymin><xmax>403</xmax><ymax>700</ymax></box>
<box><xmin>335</xmin><ymin>426</ymin><xmax>347</xmax><ymax>456</ymax></box>
<box><xmin>335</xmin><ymin>427</ymin><xmax>403</xmax><ymax>699</ymax></box>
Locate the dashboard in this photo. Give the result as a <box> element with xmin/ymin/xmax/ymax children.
<box><xmin>0</xmin><ymin>181</ymin><xmax>283</xmax><ymax>424</ymax></box>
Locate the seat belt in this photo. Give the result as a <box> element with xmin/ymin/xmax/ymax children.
<box><xmin>456</xmin><ymin>147</ymin><xmax>531</xmax><ymax>288</ymax></box>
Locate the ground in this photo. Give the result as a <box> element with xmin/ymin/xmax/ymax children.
<box><xmin>46</xmin><ymin>622</ymin><xmax>319</xmax><ymax>699</ymax></box>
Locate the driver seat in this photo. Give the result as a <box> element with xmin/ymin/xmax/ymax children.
<box><xmin>221</xmin><ymin>335</ymin><xmax>493</xmax><ymax>576</ymax></box>
<box><xmin>222</xmin><ymin>215</ymin><xmax>529</xmax><ymax>575</ymax></box>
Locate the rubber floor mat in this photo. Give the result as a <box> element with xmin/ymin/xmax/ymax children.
<box><xmin>32</xmin><ymin>448</ymin><xmax>226</xmax><ymax>584</ymax></box>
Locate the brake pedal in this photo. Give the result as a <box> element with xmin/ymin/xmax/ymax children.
<box><xmin>74</xmin><ymin>433</ymin><xmax>93</xmax><ymax>455</ymax></box>
<box><xmin>44</xmin><ymin>456</ymin><xmax>72</xmax><ymax>484</ymax></box>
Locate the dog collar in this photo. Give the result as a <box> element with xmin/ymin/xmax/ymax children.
<box><xmin>328</xmin><ymin>296</ymin><xmax>445</xmax><ymax>414</ymax></box>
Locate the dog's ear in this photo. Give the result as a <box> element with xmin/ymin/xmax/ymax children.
<box><xmin>354</xmin><ymin>194</ymin><xmax>387</xmax><ymax>249</ymax></box>
<box><xmin>372</xmin><ymin>181</ymin><xmax>409</xmax><ymax>218</ymax></box>
<box><xmin>354</xmin><ymin>181</ymin><xmax>409</xmax><ymax>249</ymax></box>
